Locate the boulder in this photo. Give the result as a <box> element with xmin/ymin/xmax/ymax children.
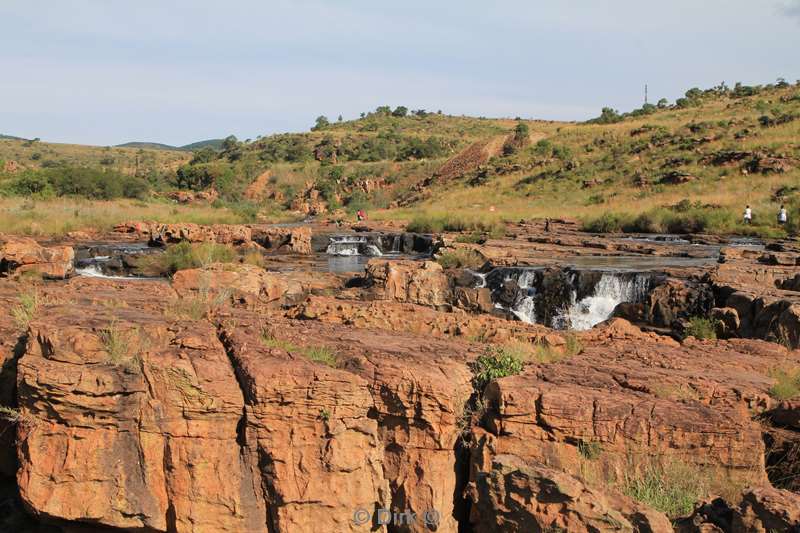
<box><xmin>365</xmin><ymin>259</ymin><xmax>454</xmax><ymax>308</ymax></box>
<box><xmin>250</xmin><ymin>225</ymin><xmax>312</xmax><ymax>254</ymax></box>
<box><xmin>15</xmin><ymin>307</ymin><xmax>265</xmax><ymax>531</ymax></box>
<box><xmin>677</xmin><ymin>487</ymin><xmax>800</xmax><ymax>532</ymax></box>
<box><xmin>645</xmin><ymin>279</ymin><xmax>714</xmax><ymax>328</ymax></box>
<box><xmin>172</xmin><ymin>263</ymin><xmax>287</xmax><ymax>304</ymax></box>
<box><xmin>467</xmin><ymin>435</ymin><xmax>673</xmax><ymax>532</ymax></box>
<box><xmin>0</xmin><ymin>237</ymin><xmax>74</xmax><ymax>279</ymax></box>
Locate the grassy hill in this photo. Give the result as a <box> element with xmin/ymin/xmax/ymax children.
<box><xmin>0</xmin><ymin>138</ymin><xmax>190</xmax><ymax>176</ymax></box>
<box><xmin>116</xmin><ymin>139</ymin><xmax>226</xmax><ymax>151</ymax></box>
<box><xmin>0</xmin><ymin>80</ymin><xmax>798</xmax><ymax>238</ymax></box>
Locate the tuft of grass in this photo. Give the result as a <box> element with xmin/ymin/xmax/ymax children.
<box><xmin>471</xmin><ymin>345</ymin><xmax>524</xmax><ymax>392</ymax></box>
<box><xmin>436</xmin><ymin>248</ymin><xmax>485</xmax><ymax>269</ymax></box>
<box><xmin>11</xmin><ymin>289</ymin><xmax>39</xmax><ymax>330</ymax></box>
<box><xmin>684</xmin><ymin>317</ymin><xmax>718</xmax><ymax>340</ymax></box>
<box><xmin>769</xmin><ymin>366</ymin><xmax>800</xmax><ymax>401</ymax></box>
<box><xmin>241</xmin><ymin>250</ymin><xmax>266</xmax><ymax>268</ymax></box>
<box><xmin>98</xmin><ymin>321</ymin><xmax>144</xmax><ymax>372</ymax></box>
<box><xmin>621</xmin><ymin>460</ymin><xmax>708</xmax><ymax>519</ymax></box>
<box><xmin>531</xmin><ymin>334</ymin><xmax>583</xmax><ymax>364</ymax></box>
<box><xmin>577</xmin><ymin>440</ymin><xmax>603</xmax><ymax>460</ymax></box>
<box><xmin>260</xmin><ymin>327</ymin><xmax>338</xmax><ymax>367</ymax></box>
<box><xmin>407</xmin><ymin>213</ymin><xmax>506</xmax><ymax>237</ymax></box>
<box><xmin>141</xmin><ymin>241</ymin><xmax>237</xmax><ymax>276</ymax></box>
<box><xmin>0</xmin><ymin>405</ymin><xmax>38</xmax><ymax>428</ymax></box>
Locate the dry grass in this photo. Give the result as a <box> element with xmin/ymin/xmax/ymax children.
<box><xmin>11</xmin><ymin>288</ymin><xmax>39</xmax><ymax>330</ymax></box>
<box><xmin>0</xmin><ymin>197</ymin><xmax>248</xmax><ymax>237</ymax></box>
<box><xmin>259</xmin><ymin>326</ymin><xmax>338</xmax><ymax>367</ymax></box>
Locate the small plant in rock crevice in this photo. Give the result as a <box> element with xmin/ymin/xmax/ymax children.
<box><xmin>259</xmin><ymin>326</ymin><xmax>338</xmax><ymax>368</ymax></box>
<box><xmin>98</xmin><ymin>321</ymin><xmax>145</xmax><ymax>372</ymax></box>
<box><xmin>684</xmin><ymin>317</ymin><xmax>718</xmax><ymax>340</ymax></box>
<box><xmin>470</xmin><ymin>345</ymin><xmax>524</xmax><ymax>393</ymax></box>
<box><xmin>12</xmin><ymin>289</ymin><xmax>39</xmax><ymax>330</ymax></box>
<box><xmin>769</xmin><ymin>366</ymin><xmax>800</xmax><ymax>401</ymax></box>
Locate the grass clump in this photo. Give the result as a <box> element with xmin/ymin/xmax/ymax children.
<box><xmin>532</xmin><ymin>333</ymin><xmax>583</xmax><ymax>363</ymax></box>
<box><xmin>98</xmin><ymin>321</ymin><xmax>145</xmax><ymax>372</ymax></box>
<box><xmin>577</xmin><ymin>440</ymin><xmax>603</xmax><ymax>460</ymax></box>
<box><xmin>407</xmin><ymin>213</ymin><xmax>506</xmax><ymax>237</ymax></box>
<box><xmin>260</xmin><ymin>327</ymin><xmax>338</xmax><ymax>367</ymax></box>
<box><xmin>142</xmin><ymin>241</ymin><xmax>237</xmax><ymax>276</ymax></box>
<box><xmin>165</xmin><ymin>286</ymin><xmax>232</xmax><ymax>320</ymax></box>
<box><xmin>436</xmin><ymin>248</ymin><xmax>485</xmax><ymax>269</ymax></box>
<box><xmin>684</xmin><ymin>317</ymin><xmax>718</xmax><ymax>340</ymax></box>
<box><xmin>11</xmin><ymin>289</ymin><xmax>39</xmax><ymax>330</ymax></box>
<box><xmin>471</xmin><ymin>345</ymin><xmax>524</xmax><ymax>391</ymax></box>
<box><xmin>769</xmin><ymin>366</ymin><xmax>800</xmax><ymax>401</ymax></box>
<box><xmin>621</xmin><ymin>460</ymin><xmax>708</xmax><ymax>519</ymax></box>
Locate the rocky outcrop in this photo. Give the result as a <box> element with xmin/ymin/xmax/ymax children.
<box><xmin>467</xmin><ymin>434</ymin><xmax>672</xmax><ymax>532</ymax></box>
<box><xmin>172</xmin><ymin>263</ymin><xmax>288</xmax><ymax>304</ymax></box>
<box><xmin>166</xmin><ymin>189</ymin><xmax>219</xmax><ymax>204</ymax></box>
<box><xmin>16</xmin><ymin>305</ymin><xmax>265</xmax><ymax>532</ymax></box>
<box><xmin>643</xmin><ymin>278</ymin><xmax>714</xmax><ymax>327</ymax></box>
<box><xmin>291</xmin><ymin>295</ymin><xmax>553</xmax><ymax>344</ymax></box>
<box><xmin>149</xmin><ymin>223</ymin><xmax>252</xmax><ymax>245</ymax></box>
<box><xmin>678</xmin><ymin>486</ymin><xmax>800</xmax><ymax>532</ymax></box>
<box><xmin>0</xmin><ymin>237</ymin><xmax>74</xmax><ymax>279</ymax></box>
<box><xmin>250</xmin><ymin>225</ymin><xmax>312</xmax><ymax>255</ymax></box>
<box><xmin>217</xmin><ymin>312</ymin><xmax>477</xmax><ymax>532</ymax></box>
<box><xmin>365</xmin><ymin>259</ymin><xmax>453</xmax><ymax>307</ymax></box>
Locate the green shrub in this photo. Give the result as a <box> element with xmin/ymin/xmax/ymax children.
<box><xmin>684</xmin><ymin>317</ymin><xmax>718</xmax><ymax>340</ymax></box>
<box><xmin>11</xmin><ymin>289</ymin><xmax>39</xmax><ymax>330</ymax></box>
<box><xmin>769</xmin><ymin>367</ymin><xmax>800</xmax><ymax>400</ymax></box>
<box><xmin>622</xmin><ymin>460</ymin><xmax>708</xmax><ymax>518</ymax></box>
<box><xmin>436</xmin><ymin>249</ymin><xmax>485</xmax><ymax>269</ymax></box>
<box><xmin>142</xmin><ymin>242</ymin><xmax>237</xmax><ymax>276</ymax></box>
<box><xmin>471</xmin><ymin>345</ymin><xmax>525</xmax><ymax>391</ymax></box>
<box><xmin>582</xmin><ymin>212</ymin><xmax>630</xmax><ymax>233</ymax></box>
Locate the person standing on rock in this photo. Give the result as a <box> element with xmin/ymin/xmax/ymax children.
<box><xmin>778</xmin><ymin>205</ymin><xmax>788</xmax><ymax>226</ymax></box>
<box><xmin>743</xmin><ymin>205</ymin><xmax>752</xmax><ymax>225</ymax></box>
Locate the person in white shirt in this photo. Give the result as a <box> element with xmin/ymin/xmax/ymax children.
<box><xmin>744</xmin><ymin>205</ymin><xmax>752</xmax><ymax>224</ymax></box>
<box><xmin>779</xmin><ymin>205</ymin><xmax>788</xmax><ymax>225</ymax></box>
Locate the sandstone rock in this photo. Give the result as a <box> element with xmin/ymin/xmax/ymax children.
<box><xmin>0</xmin><ymin>237</ymin><xmax>74</xmax><ymax>279</ymax></box>
<box><xmin>645</xmin><ymin>279</ymin><xmax>714</xmax><ymax>328</ymax></box>
<box><xmin>711</xmin><ymin>307</ymin><xmax>740</xmax><ymax>337</ymax></box>
<box><xmin>16</xmin><ymin>307</ymin><xmax>265</xmax><ymax>532</ymax></box>
<box><xmin>455</xmin><ymin>287</ymin><xmax>494</xmax><ymax>313</ymax></box>
<box><xmin>250</xmin><ymin>225</ymin><xmax>312</xmax><ymax>254</ymax></box>
<box><xmin>365</xmin><ymin>259</ymin><xmax>454</xmax><ymax>308</ymax></box>
<box><xmin>172</xmin><ymin>263</ymin><xmax>287</xmax><ymax>304</ymax></box>
<box><xmin>149</xmin><ymin>223</ymin><xmax>247</xmax><ymax>245</ymax></box>
<box><xmin>678</xmin><ymin>487</ymin><xmax>800</xmax><ymax>532</ymax></box>
<box><xmin>113</xmin><ymin>220</ymin><xmax>158</xmax><ymax>235</ymax></box>
<box><xmin>467</xmin><ymin>435</ymin><xmax>673</xmax><ymax>532</ymax></box>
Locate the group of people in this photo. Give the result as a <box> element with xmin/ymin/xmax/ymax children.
<box><xmin>743</xmin><ymin>204</ymin><xmax>788</xmax><ymax>225</ymax></box>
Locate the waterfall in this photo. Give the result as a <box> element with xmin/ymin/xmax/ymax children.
<box><xmin>326</xmin><ymin>236</ymin><xmax>383</xmax><ymax>257</ymax></box>
<box><xmin>511</xmin><ymin>269</ymin><xmax>538</xmax><ymax>324</ymax></box>
<box><xmin>478</xmin><ymin>267</ymin><xmax>653</xmax><ymax>331</ymax></box>
<box><xmin>557</xmin><ymin>273</ymin><xmax>651</xmax><ymax>330</ymax></box>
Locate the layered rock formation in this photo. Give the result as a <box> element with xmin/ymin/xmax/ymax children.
<box><xmin>0</xmin><ymin>237</ymin><xmax>74</xmax><ymax>279</ymax></box>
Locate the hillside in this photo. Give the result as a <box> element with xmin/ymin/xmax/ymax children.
<box><xmin>0</xmin><ymin>138</ymin><xmax>190</xmax><ymax>177</ymax></box>
<box><xmin>115</xmin><ymin>138</ymin><xmax>226</xmax><ymax>151</ymax></box>
<box><xmin>0</xmin><ymin>80</ymin><xmax>798</xmax><ymax>238</ymax></box>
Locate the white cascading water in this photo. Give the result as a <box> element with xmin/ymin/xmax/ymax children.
<box><xmin>511</xmin><ymin>269</ymin><xmax>538</xmax><ymax>324</ymax></box>
<box><xmin>325</xmin><ymin>236</ymin><xmax>383</xmax><ymax>257</ymax></box>
<box><xmin>557</xmin><ymin>273</ymin><xmax>650</xmax><ymax>330</ymax></box>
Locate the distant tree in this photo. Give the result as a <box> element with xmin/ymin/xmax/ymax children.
<box><xmin>685</xmin><ymin>87</ymin><xmax>703</xmax><ymax>100</ymax></box>
<box><xmin>675</xmin><ymin>97</ymin><xmax>691</xmax><ymax>108</ymax></box>
<box><xmin>221</xmin><ymin>135</ymin><xmax>239</xmax><ymax>151</ymax></box>
<box><xmin>657</xmin><ymin>98</ymin><xmax>669</xmax><ymax>109</ymax></box>
<box><xmin>392</xmin><ymin>106</ymin><xmax>408</xmax><ymax>117</ymax></box>
<box><xmin>514</xmin><ymin>121</ymin><xmax>529</xmax><ymax>141</ymax></box>
<box><xmin>337</xmin><ymin>115</ymin><xmax>343</xmax><ymax>122</ymax></box>
<box><xmin>589</xmin><ymin>107</ymin><xmax>623</xmax><ymax>124</ymax></box>
<box><xmin>189</xmin><ymin>147</ymin><xmax>218</xmax><ymax>165</ymax></box>
<box><xmin>776</xmin><ymin>77</ymin><xmax>790</xmax><ymax>88</ymax></box>
<box><xmin>375</xmin><ymin>106</ymin><xmax>391</xmax><ymax>115</ymax></box>
<box><xmin>312</xmin><ymin>116</ymin><xmax>330</xmax><ymax>130</ymax></box>
<box><xmin>30</xmin><ymin>152</ymin><xmax>42</xmax><ymax>161</ymax></box>
<box><xmin>360</xmin><ymin>112</ymin><xmax>366</xmax><ymax>118</ymax></box>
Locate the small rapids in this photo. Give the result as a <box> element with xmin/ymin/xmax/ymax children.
<box><xmin>554</xmin><ymin>273</ymin><xmax>651</xmax><ymax>330</ymax></box>
<box><xmin>478</xmin><ymin>267</ymin><xmax>655</xmax><ymax>331</ymax></box>
<box><xmin>325</xmin><ymin>236</ymin><xmax>383</xmax><ymax>257</ymax></box>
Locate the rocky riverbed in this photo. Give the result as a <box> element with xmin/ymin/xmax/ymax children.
<box><xmin>2</xmin><ymin>219</ymin><xmax>800</xmax><ymax>532</ymax></box>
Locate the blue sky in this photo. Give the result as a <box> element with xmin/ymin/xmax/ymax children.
<box><xmin>1</xmin><ymin>0</ymin><xmax>798</xmax><ymax>146</ymax></box>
